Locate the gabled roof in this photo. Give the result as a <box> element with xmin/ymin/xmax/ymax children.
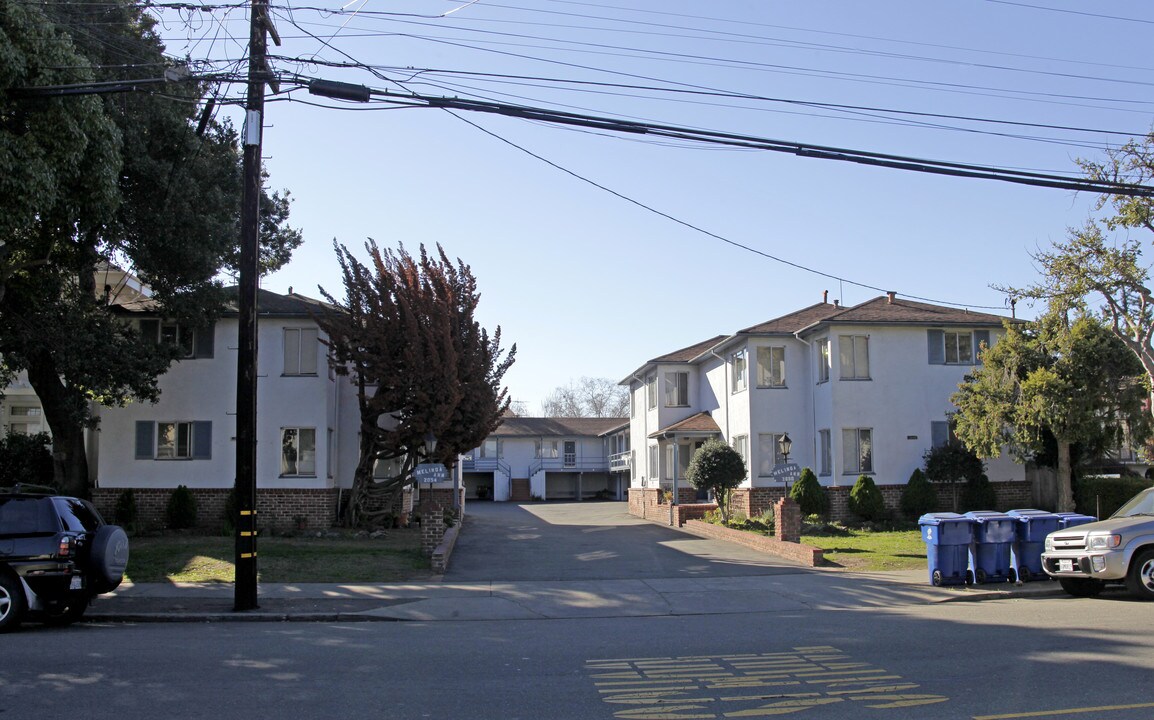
<box><xmin>738</xmin><ymin>302</ymin><xmax>841</xmax><ymax>335</ymax></box>
<box><xmin>804</xmin><ymin>296</ymin><xmax>1009</xmax><ymax>330</ymax></box>
<box><xmin>651</xmin><ymin>411</ymin><xmax>721</xmax><ymax>438</ymax></box>
<box><xmin>620</xmin><ymin>335</ymin><xmax>727</xmax><ymax>384</ymax></box>
<box><xmin>492</xmin><ymin>417</ymin><xmax>628</xmax><ymax>438</ymax></box>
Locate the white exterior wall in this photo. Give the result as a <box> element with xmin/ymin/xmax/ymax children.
<box><xmin>748</xmin><ymin>338</ymin><xmax>813</xmax><ymax>486</ymax></box>
<box><xmin>95</xmin><ymin>316</ymin><xmax>360</xmax><ymax>491</ymax></box>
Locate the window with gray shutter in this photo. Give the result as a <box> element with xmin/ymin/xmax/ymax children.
<box><xmin>927</xmin><ymin>330</ymin><xmax>945</xmax><ymax>364</ymax></box>
<box><xmin>192</xmin><ymin>421</ymin><xmax>212</xmax><ymax>459</ymax></box>
<box><xmin>135</xmin><ymin>421</ymin><xmax>154</xmax><ymax>459</ymax></box>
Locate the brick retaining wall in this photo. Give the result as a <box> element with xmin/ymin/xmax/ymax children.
<box><xmin>681</xmin><ymin>519</ymin><xmax>824</xmax><ymax>567</ymax></box>
<box><xmin>92</xmin><ymin>487</ymin><xmax>340</xmax><ymax>533</ymax></box>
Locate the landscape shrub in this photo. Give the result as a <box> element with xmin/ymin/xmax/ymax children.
<box><xmin>790</xmin><ymin>467</ymin><xmax>829</xmax><ymax>517</ymax></box>
<box><xmin>848</xmin><ymin>475</ymin><xmax>885</xmax><ymax>521</ymax></box>
<box><xmin>1075</xmin><ymin>475</ymin><xmax>1152</xmax><ymax>519</ymax></box>
<box><xmin>114</xmin><ymin>488</ymin><xmax>138</xmax><ymax>533</ymax></box>
<box><xmin>960</xmin><ymin>474</ymin><xmax>998</xmax><ymax>511</ymax></box>
<box><xmin>166</xmin><ymin>485</ymin><xmax>198</xmax><ymax>529</ymax></box>
<box><xmin>900</xmin><ymin>468</ymin><xmax>937</xmax><ymax>519</ymax></box>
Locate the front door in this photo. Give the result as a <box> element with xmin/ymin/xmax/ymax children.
<box><xmin>563</xmin><ymin>441</ymin><xmax>576</xmax><ymax>467</ymax></box>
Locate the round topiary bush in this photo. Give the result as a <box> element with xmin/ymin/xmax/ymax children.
<box><xmin>790</xmin><ymin>467</ymin><xmax>829</xmax><ymax>518</ymax></box>
<box><xmin>166</xmin><ymin>485</ymin><xmax>198</xmax><ymax>530</ymax></box>
<box><xmin>900</xmin><ymin>468</ymin><xmax>937</xmax><ymax>519</ymax></box>
<box><xmin>848</xmin><ymin>474</ymin><xmax>885</xmax><ymax>521</ymax></box>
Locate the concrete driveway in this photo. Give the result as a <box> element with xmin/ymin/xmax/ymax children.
<box><xmin>444</xmin><ymin>501</ymin><xmax>806</xmax><ymax>582</ymax></box>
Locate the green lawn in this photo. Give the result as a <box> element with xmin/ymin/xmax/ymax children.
<box><xmin>125</xmin><ymin>530</ymin><xmax>432</xmax><ymax>584</ymax></box>
<box><xmin>802</xmin><ymin>528</ymin><xmax>927</xmax><ymax>572</ymax></box>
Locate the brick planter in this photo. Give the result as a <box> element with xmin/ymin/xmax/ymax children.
<box><xmin>682</xmin><ymin>519</ymin><xmax>824</xmax><ymax>567</ymax></box>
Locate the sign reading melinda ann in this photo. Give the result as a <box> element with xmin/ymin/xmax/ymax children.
<box><xmin>413</xmin><ymin>463</ymin><xmax>449</xmax><ymax>483</ymax></box>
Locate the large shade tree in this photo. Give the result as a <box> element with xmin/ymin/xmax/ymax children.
<box><xmin>317</xmin><ymin>241</ymin><xmax>515</xmax><ymax>527</ymax></box>
<box><xmin>0</xmin><ymin>0</ymin><xmax>302</xmax><ymax>496</ymax></box>
<box><xmin>952</xmin><ymin>311</ymin><xmax>1150</xmax><ymax>511</ymax></box>
<box><xmin>1005</xmin><ymin>133</ymin><xmax>1154</xmax><ymax>419</ymax></box>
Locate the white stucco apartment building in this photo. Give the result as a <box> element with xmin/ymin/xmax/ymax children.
<box><xmin>622</xmin><ymin>293</ymin><xmax>1028</xmax><ymax>519</ymax></box>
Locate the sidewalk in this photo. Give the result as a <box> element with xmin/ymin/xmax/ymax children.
<box><xmin>85</xmin><ymin>569</ymin><xmax>1066</xmax><ymax>624</ymax></box>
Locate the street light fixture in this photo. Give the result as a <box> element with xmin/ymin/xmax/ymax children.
<box><xmin>778</xmin><ymin>433</ymin><xmax>793</xmax><ymax>493</ymax></box>
<box><xmin>423</xmin><ymin>431</ymin><xmax>438</xmax><ymax>459</ymax></box>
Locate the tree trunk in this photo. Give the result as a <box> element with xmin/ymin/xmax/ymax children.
<box><xmin>24</xmin><ymin>352</ymin><xmax>90</xmax><ymax>498</ymax></box>
<box><xmin>1056</xmin><ymin>439</ymin><xmax>1074</xmax><ymax>512</ymax></box>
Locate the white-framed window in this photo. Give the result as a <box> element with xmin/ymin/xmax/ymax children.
<box><xmin>648</xmin><ymin>444</ymin><xmax>659</xmax><ymax>480</ymax></box>
<box><xmin>283</xmin><ymin>327</ymin><xmax>319</xmax><ymax>375</ymax></box>
<box><xmin>732</xmin><ymin>434</ymin><xmax>748</xmax><ymax>462</ymax></box>
<box><xmin>481</xmin><ymin>438</ymin><xmax>502</xmax><ymax>458</ymax></box>
<box><xmin>139</xmin><ymin>319</ymin><xmax>213</xmax><ymax>358</ymax></box>
<box><xmin>664</xmin><ymin>371</ymin><xmax>688</xmax><ymax>407</ymax></box>
<box><xmin>757</xmin><ymin>433</ymin><xmax>788</xmax><ymax>476</ymax></box>
<box><xmin>756</xmin><ymin>347</ymin><xmax>786</xmax><ymax>388</ymax></box>
<box><xmin>842</xmin><ymin>428</ymin><xmax>873</xmax><ymax>474</ymax></box>
<box><xmin>135</xmin><ymin>420</ymin><xmax>212</xmax><ymax>460</ymax></box>
<box><xmin>931</xmin><ymin>420</ymin><xmax>958</xmax><ymax>449</ymax></box>
<box><xmin>157</xmin><ymin>422</ymin><xmax>192</xmax><ymax>459</ymax></box>
<box><xmin>373</xmin><ymin>454</ymin><xmax>404</xmax><ymax>479</ymax></box>
<box><xmin>928</xmin><ymin>329</ymin><xmax>991</xmax><ymax>366</ymax></box>
<box><xmin>281</xmin><ymin>427</ymin><xmax>317</xmax><ymax>476</ymax></box>
<box><xmin>534</xmin><ymin>439</ymin><xmax>558</xmax><ymax>458</ymax></box>
<box><xmin>819</xmin><ymin>429</ymin><xmax>831</xmax><ymax>476</ymax></box>
<box><xmin>731</xmin><ymin>350</ymin><xmax>747</xmax><ymax>392</ymax></box>
<box><xmin>664</xmin><ymin>444</ymin><xmax>675</xmax><ymax>480</ymax></box>
<box><xmin>817</xmin><ymin>338</ymin><xmax>830</xmax><ymax>383</ymax></box>
<box><xmin>944</xmin><ymin>331</ymin><xmax>973</xmax><ymax>365</ymax></box>
<box><xmin>839</xmin><ymin>335</ymin><xmax>870</xmax><ymax>380</ymax></box>
<box><xmin>630</xmin><ymin>449</ymin><xmax>637</xmax><ymax>480</ymax></box>
<box><xmin>646</xmin><ymin>375</ymin><xmax>657</xmax><ymax>410</ymax></box>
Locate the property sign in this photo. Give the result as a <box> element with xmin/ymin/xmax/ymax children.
<box><xmin>413</xmin><ymin>463</ymin><xmax>448</xmax><ymax>483</ymax></box>
<box><xmin>771</xmin><ymin>462</ymin><xmax>801</xmax><ymax>485</ymax></box>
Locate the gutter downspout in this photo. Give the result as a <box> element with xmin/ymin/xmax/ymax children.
<box><xmin>631</xmin><ymin>373</ymin><xmax>649</xmax><ymax>489</ymax></box>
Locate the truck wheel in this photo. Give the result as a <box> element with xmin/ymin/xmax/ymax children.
<box><xmin>1059</xmin><ymin>577</ymin><xmax>1104</xmax><ymax>598</ymax></box>
<box><xmin>0</xmin><ymin>573</ymin><xmax>26</xmax><ymax>633</ymax></box>
<box><xmin>1125</xmin><ymin>548</ymin><xmax>1154</xmax><ymax>600</ymax></box>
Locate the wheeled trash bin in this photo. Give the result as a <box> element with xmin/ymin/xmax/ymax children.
<box><xmin>1006</xmin><ymin>509</ymin><xmax>1060</xmax><ymax>582</ymax></box>
<box><xmin>919</xmin><ymin>513</ymin><xmax>973</xmax><ymax>586</ymax></box>
<box><xmin>1055</xmin><ymin>512</ymin><xmax>1097</xmax><ymax>529</ymax></box>
<box><xmin>965</xmin><ymin>511</ymin><xmax>1015</xmax><ymax>584</ymax></box>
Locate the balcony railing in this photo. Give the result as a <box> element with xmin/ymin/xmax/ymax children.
<box><xmin>609</xmin><ymin>451</ymin><xmax>631</xmax><ymax>472</ymax></box>
<box><xmin>460</xmin><ymin>456</ymin><xmax>511</xmax><ymax>476</ymax></box>
<box><xmin>528</xmin><ymin>456</ymin><xmax>610</xmax><ymax>476</ymax></box>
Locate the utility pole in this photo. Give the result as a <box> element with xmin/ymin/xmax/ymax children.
<box><xmin>235</xmin><ymin>0</ymin><xmax>278</xmax><ymax>612</ymax></box>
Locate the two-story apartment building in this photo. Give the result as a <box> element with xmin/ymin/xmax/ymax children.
<box><xmin>461</xmin><ymin>416</ymin><xmax>629</xmax><ymax>502</ymax></box>
<box><xmin>85</xmin><ymin>287</ymin><xmax>365</xmax><ymax>529</ymax></box>
<box><xmin>623</xmin><ymin>293</ymin><xmax>1027</xmax><ymax>518</ymax></box>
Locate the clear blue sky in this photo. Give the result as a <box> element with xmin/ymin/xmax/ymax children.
<box><xmin>156</xmin><ymin>1</ymin><xmax>1154</xmax><ymax>412</ymax></box>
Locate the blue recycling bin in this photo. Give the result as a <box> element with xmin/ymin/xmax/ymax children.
<box><xmin>1007</xmin><ymin>509</ymin><xmax>1061</xmax><ymax>582</ymax></box>
<box><xmin>965</xmin><ymin>511</ymin><xmax>1015</xmax><ymax>584</ymax></box>
<box><xmin>1055</xmin><ymin>512</ymin><xmax>1097</xmax><ymax>529</ymax></box>
<box><xmin>919</xmin><ymin>513</ymin><xmax>973</xmax><ymax>586</ymax></box>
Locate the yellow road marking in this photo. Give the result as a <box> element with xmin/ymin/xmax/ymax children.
<box><xmin>974</xmin><ymin>703</ymin><xmax>1154</xmax><ymax>719</ymax></box>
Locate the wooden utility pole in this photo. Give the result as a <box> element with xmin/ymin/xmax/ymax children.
<box><xmin>235</xmin><ymin>0</ymin><xmax>278</xmax><ymax>612</ymax></box>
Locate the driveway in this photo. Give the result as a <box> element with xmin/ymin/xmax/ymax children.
<box><xmin>444</xmin><ymin>501</ymin><xmax>806</xmax><ymax>582</ymax></box>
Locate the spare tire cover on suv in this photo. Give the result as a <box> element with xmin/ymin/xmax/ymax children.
<box><xmin>89</xmin><ymin>525</ymin><xmax>129</xmax><ymax>592</ymax></box>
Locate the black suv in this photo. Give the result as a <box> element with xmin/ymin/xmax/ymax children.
<box><xmin>0</xmin><ymin>488</ymin><xmax>129</xmax><ymax>632</ymax></box>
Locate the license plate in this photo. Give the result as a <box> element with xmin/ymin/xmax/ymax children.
<box><xmin>69</xmin><ymin>576</ymin><xmax>83</xmax><ymax>591</ymax></box>
<box><xmin>1058</xmin><ymin>559</ymin><xmax>1074</xmax><ymax>573</ymax></box>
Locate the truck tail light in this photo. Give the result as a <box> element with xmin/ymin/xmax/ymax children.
<box><xmin>58</xmin><ymin>535</ymin><xmax>72</xmax><ymax>558</ymax></box>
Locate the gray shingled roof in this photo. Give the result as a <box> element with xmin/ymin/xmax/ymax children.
<box><xmin>738</xmin><ymin>302</ymin><xmax>842</xmax><ymax>335</ymax></box>
<box><xmin>114</xmin><ymin>287</ymin><xmax>339</xmax><ymax>318</ymax></box>
<box><xmin>809</xmin><ymin>296</ymin><xmax>1010</xmax><ymax>328</ymax></box>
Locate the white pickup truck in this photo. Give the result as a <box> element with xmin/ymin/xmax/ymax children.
<box><xmin>1042</xmin><ymin>487</ymin><xmax>1154</xmax><ymax>599</ymax></box>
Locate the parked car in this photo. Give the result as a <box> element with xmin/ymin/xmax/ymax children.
<box><xmin>1042</xmin><ymin>487</ymin><xmax>1154</xmax><ymax>599</ymax></box>
<box><xmin>0</xmin><ymin>487</ymin><xmax>129</xmax><ymax>632</ymax></box>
